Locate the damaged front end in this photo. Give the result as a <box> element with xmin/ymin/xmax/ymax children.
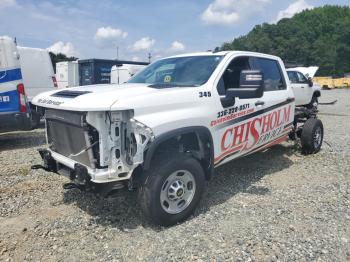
<box><xmin>35</xmin><ymin>108</ymin><xmax>154</xmax><ymax>190</ymax></box>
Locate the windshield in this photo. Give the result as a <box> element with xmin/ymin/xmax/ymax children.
<box><xmin>128</xmin><ymin>55</ymin><xmax>223</xmax><ymax>87</ymax></box>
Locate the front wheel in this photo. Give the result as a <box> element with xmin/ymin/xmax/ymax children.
<box><xmin>301</xmin><ymin>118</ymin><xmax>324</xmax><ymax>154</ymax></box>
<box><xmin>138</xmin><ymin>153</ymin><xmax>206</xmax><ymax>226</ymax></box>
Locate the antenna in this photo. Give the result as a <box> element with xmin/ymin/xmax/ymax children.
<box><xmin>148</xmin><ymin>53</ymin><xmax>152</xmax><ymax>63</ymax></box>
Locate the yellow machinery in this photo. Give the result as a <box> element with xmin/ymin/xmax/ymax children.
<box><xmin>313</xmin><ymin>77</ymin><xmax>350</xmax><ymax>89</ymax></box>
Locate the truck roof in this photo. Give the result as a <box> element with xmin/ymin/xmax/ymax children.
<box><xmin>166</xmin><ymin>51</ymin><xmax>282</xmax><ymax>61</ymax></box>
<box><xmin>78</xmin><ymin>59</ymin><xmax>149</xmax><ymax>66</ymax></box>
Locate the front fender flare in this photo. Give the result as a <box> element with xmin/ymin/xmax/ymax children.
<box><xmin>143</xmin><ymin>126</ymin><xmax>214</xmax><ymax>179</ymax></box>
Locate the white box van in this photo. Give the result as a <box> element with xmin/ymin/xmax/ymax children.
<box><xmin>18</xmin><ymin>46</ymin><xmax>57</xmax><ymax>100</ymax></box>
<box><xmin>0</xmin><ymin>36</ymin><xmax>57</xmax><ymax>132</ymax></box>
<box><xmin>56</xmin><ymin>61</ymin><xmax>79</xmax><ymax>88</ymax></box>
<box><xmin>0</xmin><ymin>36</ymin><xmax>31</xmax><ymax>132</ymax></box>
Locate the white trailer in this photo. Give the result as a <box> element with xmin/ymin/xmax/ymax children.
<box><xmin>56</xmin><ymin>61</ymin><xmax>79</xmax><ymax>88</ymax></box>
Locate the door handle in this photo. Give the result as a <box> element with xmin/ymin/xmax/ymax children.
<box><xmin>255</xmin><ymin>101</ymin><xmax>265</xmax><ymax>106</ymax></box>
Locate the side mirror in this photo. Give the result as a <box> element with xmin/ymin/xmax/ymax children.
<box><xmin>226</xmin><ymin>70</ymin><xmax>264</xmax><ymax>99</ymax></box>
<box><xmin>307</xmin><ymin>77</ymin><xmax>313</xmax><ymax>87</ymax></box>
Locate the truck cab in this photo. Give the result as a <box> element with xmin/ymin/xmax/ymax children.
<box><xmin>32</xmin><ymin>51</ymin><xmax>324</xmax><ymax>226</ymax></box>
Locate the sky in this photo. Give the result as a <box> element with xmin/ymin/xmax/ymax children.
<box><xmin>0</xmin><ymin>0</ymin><xmax>349</xmax><ymax>62</ymax></box>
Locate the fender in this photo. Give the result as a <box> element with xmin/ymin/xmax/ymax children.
<box><xmin>143</xmin><ymin>126</ymin><xmax>215</xmax><ymax>179</ymax></box>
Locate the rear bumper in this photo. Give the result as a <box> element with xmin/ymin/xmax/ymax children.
<box><xmin>0</xmin><ymin>112</ymin><xmax>31</xmax><ymax>132</ymax></box>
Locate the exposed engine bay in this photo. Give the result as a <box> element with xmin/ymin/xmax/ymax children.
<box><xmin>43</xmin><ymin>109</ymin><xmax>154</xmax><ymax>183</ymax></box>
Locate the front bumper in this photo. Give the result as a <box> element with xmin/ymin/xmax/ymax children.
<box><xmin>0</xmin><ymin>112</ymin><xmax>31</xmax><ymax>132</ymax></box>
<box><xmin>38</xmin><ymin>148</ymin><xmax>133</xmax><ymax>184</ymax></box>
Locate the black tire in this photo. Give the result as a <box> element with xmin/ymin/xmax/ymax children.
<box><xmin>288</xmin><ymin>132</ymin><xmax>296</xmax><ymax>141</ymax></box>
<box><xmin>30</xmin><ymin>111</ymin><xmax>41</xmax><ymax>129</ymax></box>
<box><xmin>301</xmin><ymin>118</ymin><xmax>323</xmax><ymax>154</ymax></box>
<box><xmin>138</xmin><ymin>153</ymin><xmax>206</xmax><ymax>226</ymax></box>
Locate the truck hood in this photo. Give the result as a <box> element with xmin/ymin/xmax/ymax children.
<box><xmin>288</xmin><ymin>66</ymin><xmax>319</xmax><ymax>78</ymax></box>
<box><xmin>31</xmin><ymin>83</ymin><xmax>198</xmax><ymax>112</ymax></box>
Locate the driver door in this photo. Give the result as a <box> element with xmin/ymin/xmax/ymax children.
<box><xmin>212</xmin><ymin>56</ymin><xmax>261</xmax><ymax>166</ymax></box>
<box><xmin>212</xmin><ymin>55</ymin><xmax>291</xmax><ymax>166</ymax></box>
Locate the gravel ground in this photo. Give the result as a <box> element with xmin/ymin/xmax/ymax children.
<box><xmin>0</xmin><ymin>89</ymin><xmax>349</xmax><ymax>261</ymax></box>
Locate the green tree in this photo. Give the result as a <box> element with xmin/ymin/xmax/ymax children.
<box><xmin>218</xmin><ymin>5</ymin><xmax>350</xmax><ymax>76</ymax></box>
<box><xmin>49</xmin><ymin>52</ymin><xmax>78</xmax><ymax>73</ymax></box>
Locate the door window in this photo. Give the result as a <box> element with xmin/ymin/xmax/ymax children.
<box><xmin>296</xmin><ymin>71</ymin><xmax>308</xmax><ymax>83</ymax></box>
<box><xmin>288</xmin><ymin>71</ymin><xmax>308</xmax><ymax>84</ymax></box>
<box><xmin>217</xmin><ymin>56</ymin><xmax>251</xmax><ymax>95</ymax></box>
<box><xmin>287</xmin><ymin>71</ymin><xmax>298</xmax><ymax>83</ymax></box>
<box><xmin>251</xmin><ymin>57</ymin><xmax>286</xmax><ymax>91</ymax></box>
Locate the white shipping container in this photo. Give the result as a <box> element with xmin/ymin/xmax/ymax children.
<box><xmin>56</xmin><ymin>61</ymin><xmax>79</xmax><ymax>88</ymax></box>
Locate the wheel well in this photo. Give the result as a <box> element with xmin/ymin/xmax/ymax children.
<box><xmin>143</xmin><ymin>128</ymin><xmax>214</xmax><ymax>180</ymax></box>
<box><xmin>29</xmin><ymin>103</ymin><xmax>45</xmax><ymax>117</ymax></box>
<box><xmin>313</xmin><ymin>91</ymin><xmax>321</xmax><ymax>97</ymax></box>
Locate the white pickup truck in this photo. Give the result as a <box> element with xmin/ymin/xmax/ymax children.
<box><xmin>287</xmin><ymin>67</ymin><xmax>321</xmax><ymax>108</ymax></box>
<box><xmin>32</xmin><ymin>51</ymin><xmax>324</xmax><ymax>225</ymax></box>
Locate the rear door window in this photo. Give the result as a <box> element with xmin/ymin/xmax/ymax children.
<box><xmin>252</xmin><ymin>57</ymin><xmax>286</xmax><ymax>91</ymax></box>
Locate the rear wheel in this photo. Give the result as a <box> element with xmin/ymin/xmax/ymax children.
<box><xmin>301</xmin><ymin>118</ymin><xmax>323</xmax><ymax>154</ymax></box>
<box><xmin>138</xmin><ymin>153</ymin><xmax>205</xmax><ymax>226</ymax></box>
<box><xmin>30</xmin><ymin>111</ymin><xmax>41</xmax><ymax>129</ymax></box>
